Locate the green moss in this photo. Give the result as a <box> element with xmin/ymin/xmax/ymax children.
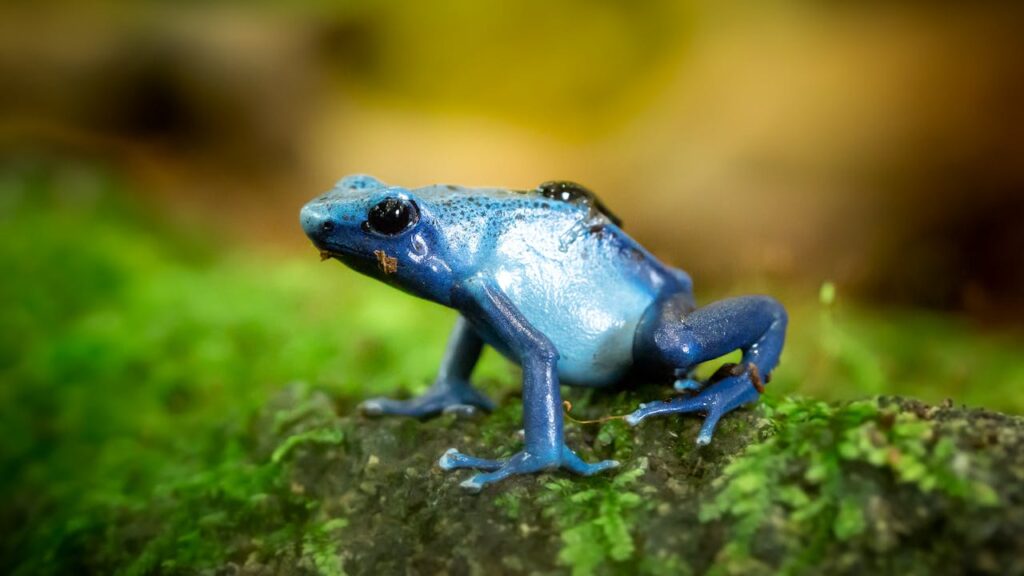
<box><xmin>303</xmin><ymin>518</ymin><xmax>350</xmax><ymax>576</ymax></box>
<box><xmin>94</xmin><ymin>387</ymin><xmax>352</xmax><ymax>575</ymax></box>
<box><xmin>700</xmin><ymin>397</ymin><xmax>1002</xmax><ymax>573</ymax></box>
<box><xmin>540</xmin><ymin>459</ymin><xmax>655</xmax><ymax>575</ymax></box>
<box><xmin>272</xmin><ymin>428</ymin><xmax>346</xmax><ymax>464</ymax></box>
<box><xmin>479</xmin><ymin>402</ymin><xmax>525</xmax><ymax>458</ymax></box>
<box><xmin>494</xmin><ymin>490</ymin><xmax>524</xmax><ymax>520</ymax></box>
<box><xmin>594</xmin><ymin>420</ymin><xmax>636</xmax><ymax>462</ymax></box>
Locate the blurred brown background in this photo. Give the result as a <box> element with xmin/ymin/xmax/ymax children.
<box><xmin>2</xmin><ymin>1</ymin><xmax>1022</xmax><ymax>320</ymax></box>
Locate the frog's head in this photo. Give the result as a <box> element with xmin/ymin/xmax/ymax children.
<box><xmin>300</xmin><ymin>174</ymin><xmax>455</xmax><ymax>303</ymax></box>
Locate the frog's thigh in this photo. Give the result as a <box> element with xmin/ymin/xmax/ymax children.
<box><xmin>634</xmin><ymin>294</ymin><xmax>783</xmax><ymax>372</ymax></box>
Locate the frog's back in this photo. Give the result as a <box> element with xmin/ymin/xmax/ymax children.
<box><xmin>420</xmin><ymin>183</ymin><xmax>677</xmax><ymax>386</ymax></box>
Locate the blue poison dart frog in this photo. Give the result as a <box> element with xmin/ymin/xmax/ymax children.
<box><xmin>301</xmin><ymin>175</ymin><xmax>787</xmax><ymax>491</ymax></box>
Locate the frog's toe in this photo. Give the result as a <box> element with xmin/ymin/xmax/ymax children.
<box><xmin>458</xmin><ymin>452</ymin><xmax>550</xmax><ymax>492</ymax></box>
<box><xmin>441</xmin><ymin>404</ymin><xmax>483</xmax><ymax>419</ymax></box>
<box><xmin>358</xmin><ymin>385</ymin><xmax>494</xmax><ymax>419</ymax></box>
<box><xmin>437</xmin><ymin>448</ymin><xmax>504</xmax><ymax>471</ymax></box>
<box><xmin>458</xmin><ymin>464</ymin><xmax>546</xmax><ymax>492</ymax></box>
<box><xmin>626</xmin><ymin>395</ymin><xmax>705</xmax><ymax>427</ymax></box>
<box><xmin>696</xmin><ymin>411</ymin><xmax>725</xmax><ymax>446</ymax></box>
<box><xmin>673</xmin><ymin>378</ymin><xmax>703</xmax><ymax>393</ymax></box>
<box><xmin>358</xmin><ymin>396</ymin><xmax>437</xmax><ymax>418</ymax></box>
<box><xmin>460</xmin><ymin>467</ymin><xmax>518</xmax><ymax>492</ymax></box>
<box><xmin>628</xmin><ymin>372</ymin><xmax>762</xmax><ymax>443</ymax></box>
<box><xmin>459</xmin><ymin>476</ymin><xmax>488</xmax><ymax>493</ymax></box>
<box><xmin>560</xmin><ymin>447</ymin><xmax>619</xmax><ymax>476</ymax></box>
<box><xmin>453</xmin><ymin>386</ymin><xmax>496</xmax><ymax>412</ymax></box>
<box><xmin>691</xmin><ymin>375</ymin><xmax>762</xmax><ymax>445</ymax></box>
<box><xmin>358</xmin><ymin>398</ymin><xmax>386</xmax><ymax>416</ymax></box>
<box><xmin>453</xmin><ymin>447</ymin><xmax>619</xmax><ymax>491</ymax></box>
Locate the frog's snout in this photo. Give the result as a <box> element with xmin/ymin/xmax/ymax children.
<box><xmin>300</xmin><ymin>203</ymin><xmax>337</xmax><ymax>245</ymax></box>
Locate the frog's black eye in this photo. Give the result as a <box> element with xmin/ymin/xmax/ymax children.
<box><xmin>364</xmin><ymin>197</ymin><xmax>418</xmax><ymax>236</ymax></box>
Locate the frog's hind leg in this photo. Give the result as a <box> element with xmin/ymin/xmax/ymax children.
<box><xmin>628</xmin><ymin>294</ymin><xmax>787</xmax><ymax>445</ymax></box>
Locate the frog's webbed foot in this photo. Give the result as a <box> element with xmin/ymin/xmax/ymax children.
<box><xmin>438</xmin><ymin>445</ymin><xmax>619</xmax><ymax>492</ymax></box>
<box><xmin>360</xmin><ymin>380</ymin><xmax>495</xmax><ymax>419</ymax></box>
<box><xmin>626</xmin><ymin>363</ymin><xmax>763</xmax><ymax>445</ymax></box>
<box><xmin>673</xmin><ymin>362</ymin><xmax>762</xmax><ymax>393</ymax></box>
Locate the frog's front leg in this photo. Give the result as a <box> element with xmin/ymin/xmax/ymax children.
<box><xmin>360</xmin><ymin>316</ymin><xmax>495</xmax><ymax>418</ymax></box>
<box><xmin>438</xmin><ymin>276</ymin><xmax>618</xmax><ymax>491</ymax></box>
<box><xmin>628</xmin><ymin>294</ymin><xmax>788</xmax><ymax>445</ymax></box>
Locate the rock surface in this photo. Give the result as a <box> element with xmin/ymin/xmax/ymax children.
<box><xmin>220</xmin><ymin>385</ymin><xmax>1024</xmax><ymax>576</ymax></box>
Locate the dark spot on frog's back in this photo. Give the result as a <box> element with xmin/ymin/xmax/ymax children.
<box><xmin>536</xmin><ymin>181</ymin><xmax>623</xmax><ymax>227</ymax></box>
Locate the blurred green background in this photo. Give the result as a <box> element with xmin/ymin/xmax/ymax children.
<box><xmin>2</xmin><ymin>1</ymin><xmax>1023</xmax><ymax>573</ymax></box>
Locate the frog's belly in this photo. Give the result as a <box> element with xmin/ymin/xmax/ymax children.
<box><xmin>549</xmin><ymin>312</ymin><xmax>643</xmax><ymax>387</ymax></box>
<box><xmin>485</xmin><ymin>271</ymin><xmax>654</xmax><ymax>387</ymax></box>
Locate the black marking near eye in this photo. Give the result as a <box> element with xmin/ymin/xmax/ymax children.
<box><xmin>365</xmin><ymin>198</ymin><xmax>418</xmax><ymax>235</ymax></box>
<box><xmin>536</xmin><ymin>181</ymin><xmax>623</xmax><ymax>227</ymax></box>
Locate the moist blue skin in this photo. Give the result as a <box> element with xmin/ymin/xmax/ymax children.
<box><xmin>300</xmin><ymin>175</ymin><xmax>788</xmax><ymax>491</ymax></box>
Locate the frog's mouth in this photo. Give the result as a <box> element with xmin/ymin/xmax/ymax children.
<box><xmin>312</xmin><ymin>243</ymin><xmax>360</xmax><ymax>264</ymax></box>
<box><xmin>319</xmin><ymin>247</ymin><xmax>398</xmax><ymax>277</ymax></box>
<box><xmin>313</xmin><ymin>244</ymin><xmax>393</xmax><ymax>280</ymax></box>
<box><xmin>313</xmin><ymin>241</ymin><xmax>362</xmax><ymax>262</ymax></box>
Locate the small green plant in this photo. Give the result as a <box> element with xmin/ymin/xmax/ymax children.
<box><xmin>541</xmin><ymin>459</ymin><xmax>651</xmax><ymax>576</ymax></box>
<box><xmin>272</xmin><ymin>428</ymin><xmax>346</xmax><ymax>464</ymax></box>
<box><xmin>303</xmin><ymin>518</ymin><xmax>349</xmax><ymax>576</ymax></box>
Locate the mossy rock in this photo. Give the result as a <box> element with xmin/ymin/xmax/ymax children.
<box><xmin>6</xmin><ymin>161</ymin><xmax>1024</xmax><ymax>576</ymax></box>
<box><xmin>183</xmin><ymin>385</ymin><xmax>1024</xmax><ymax>576</ymax></box>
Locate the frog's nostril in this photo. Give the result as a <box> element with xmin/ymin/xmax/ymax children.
<box><xmin>300</xmin><ymin>204</ymin><xmax>337</xmax><ymax>241</ymax></box>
